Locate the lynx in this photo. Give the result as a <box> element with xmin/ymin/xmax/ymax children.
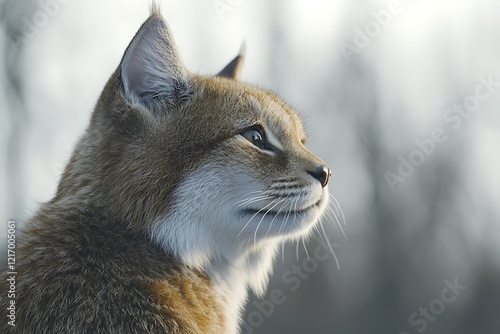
<box><xmin>1</xmin><ymin>6</ymin><xmax>332</xmax><ymax>334</ymax></box>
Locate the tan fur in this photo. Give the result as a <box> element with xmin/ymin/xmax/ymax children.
<box><xmin>0</xmin><ymin>7</ymin><xmax>330</xmax><ymax>334</ymax></box>
<box><xmin>150</xmin><ymin>270</ymin><xmax>225</xmax><ymax>334</ymax></box>
<box><xmin>0</xmin><ymin>204</ymin><xmax>227</xmax><ymax>333</ymax></box>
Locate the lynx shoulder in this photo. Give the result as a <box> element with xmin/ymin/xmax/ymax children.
<box><xmin>0</xmin><ymin>6</ymin><xmax>331</xmax><ymax>334</ymax></box>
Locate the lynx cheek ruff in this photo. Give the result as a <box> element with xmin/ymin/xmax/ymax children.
<box><xmin>0</xmin><ymin>4</ymin><xmax>332</xmax><ymax>333</ymax></box>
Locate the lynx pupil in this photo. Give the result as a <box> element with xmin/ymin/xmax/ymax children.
<box><xmin>241</xmin><ymin>126</ymin><xmax>268</xmax><ymax>150</ymax></box>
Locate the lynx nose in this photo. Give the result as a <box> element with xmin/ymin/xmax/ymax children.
<box><xmin>308</xmin><ymin>165</ymin><xmax>331</xmax><ymax>188</ymax></box>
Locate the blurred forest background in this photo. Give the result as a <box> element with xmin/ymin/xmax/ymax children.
<box><xmin>1</xmin><ymin>0</ymin><xmax>499</xmax><ymax>333</ymax></box>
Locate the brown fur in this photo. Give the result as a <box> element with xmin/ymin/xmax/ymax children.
<box><xmin>0</xmin><ymin>204</ymin><xmax>225</xmax><ymax>333</ymax></box>
<box><xmin>0</xmin><ymin>7</ymin><xmax>329</xmax><ymax>334</ymax></box>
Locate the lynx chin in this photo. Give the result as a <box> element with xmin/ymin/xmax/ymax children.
<box><xmin>0</xmin><ymin>5</ymin><xmax>337</xmax><ymax>334</ymax></box>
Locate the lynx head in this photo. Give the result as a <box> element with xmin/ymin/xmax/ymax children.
<box><xmin>57</xmin><ymin>9</ymin><xmax>331</xmax><ymax>295</ymax></box>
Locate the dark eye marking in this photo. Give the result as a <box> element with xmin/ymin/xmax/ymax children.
<box><xmin>240</xmin><ymin>125</ymin><xmax>275</xmax><ymax>152</ymax></box>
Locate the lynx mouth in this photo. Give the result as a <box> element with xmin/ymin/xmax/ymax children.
<box><xmin>241</xmin><ymin>198</ymin><xmax>322</xmax><ymax>217</ymax></box>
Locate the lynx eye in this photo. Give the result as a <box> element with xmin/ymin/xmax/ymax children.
<box><xmin>240</xmin><ymin>126</ymin><xmax>274</xmax><ymax>151</ymax></box>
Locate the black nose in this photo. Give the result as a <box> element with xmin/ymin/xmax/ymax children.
<box><xmin>308</xmin><ymin>165</ymin><xmax>331</xmax><ymax>188</ymax></box>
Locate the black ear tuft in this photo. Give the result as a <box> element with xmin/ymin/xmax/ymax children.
<box><xmin>217</xmin><ymin>42</ymin><xmax>246</xmax><ymax>80</ymax></box>
<box><xmin>120</xmin><ymin>14</ymin><xmax>191</xmax><ymax>111</ymax></box>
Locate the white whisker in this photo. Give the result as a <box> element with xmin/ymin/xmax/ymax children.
<box><xmin>265</xmin><ymin>197</ymin><xmax>288</xmax><ymax>237</ymax></box>
<box><xmin>278</xmin><ymin>199</ymin><xmax>296</xmax><ymax>263</ymax></box>
<box><xmin>277</xmin><ymin>200</ymin><xmax>293</xmax><ymax>235</ymax></box>
<box><xmin>302</xmin><ymin>238</ymin><xmax>310</xmax><ymax>261</ymax></box>
<box><xmin>237</xmin><ymin>195</ymin><xmax>274</xmax><ymax>207</ymax></box>
<box><xmin>253</xmin><ymin>198</ymin><xmax>278</xmax><ymax>246</ymax></box>
<box><xmin>324</xmin><ymin>207</ymin><xmax>347</xmax><ymax>240</ymax></box>
<box><xmin>296</xmin><ymin>239</ymin><xmax>300</xmax><ymax>261</ymax></box>
<box><xmin>236</xmin><ymin>200</ymin><xmax>277</xmax><ymax>238</ymax></box>
<box><xmin>281</xmin><ymin>241</ymin><xmax>285</xmax><ymax>263</ymax></box>
<box><xmin>328</xmin><ymin>193</ymin><xmax>340</xmax><ymax>217</ymax></box>
<box><xmin>319</xmin><ymin>222</ymin><xmax>340</xmax><ymax>270</ymax></box>
<box><xmin>234</xmin><ymin>190</ymin><xmax>266</xmax><ymax>204</ymax></box>
<box><xmin>329</xmin><ymin>194</ymin><xmax>346</xmax><ymax>226</ymax></box>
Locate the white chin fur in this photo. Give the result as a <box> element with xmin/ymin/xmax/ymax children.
<box><xmin>149</xmin><ymin>160</ymin><xmax>327</xmax><ymax>331</ymax></box>
<box><xmin>149</xmin><ymin>161</ymin><xmax>287</xmax><ymax>288</ymax></box>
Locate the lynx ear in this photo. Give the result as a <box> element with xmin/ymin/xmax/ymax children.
<box><xmin>120</xmin><ymin>14</ymin><xmax>191</xmax><ymax>110</ymax></box>
<box><xmin>217</xmin><ymin>42</ymin><xmax>246</xmax><ymax>80</ymax></box>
